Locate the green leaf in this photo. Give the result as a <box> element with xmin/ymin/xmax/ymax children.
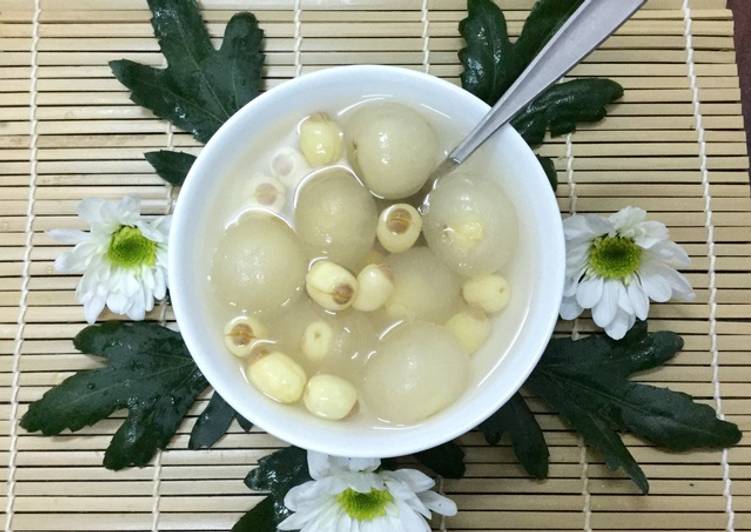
<box><xmin>245</xmin><ymin>446</ymin><xmax>311</xmax><ymax>500</ymax></box>
<box><xmin>237</xmin><ymin>414</ymin><xmax>254</xmax><ymax>432</ymax></box>
<box><xmin>459</xmin><ymin>0</ymin><xmax>584</xmax><ymax>106</ymax></box>
<box><xmin>415</xmin><ymin>441</ymin><xmax>466</xmax><ymax>479</ymax></box>
<box><xmin>189</xmin><ymin>391</ymin><xmax>252</xmax><ymax>450</ymax></box>
<box><xmin>458</xmin><ymin>0</ymin><xmax>515</xmax><ymax>105</ymax></box>
<box><xmin>526</xmin><ymin>322</ymin><xmax>742</xmax><ymax>493</ymax></box>
<box><xmin>145</xmin><ymin>150</ymin><xmax>195</xmax><ymax>186</ymax></box>
<box><xmin>21</xmin><ymin>322</ymin><xmax>208</xmax><ymax>470</ymax></box>
<box><xmin>514</xmin><ymin>0</ymin><xmax>584</xmax><ymax>66</ymax></box>
<box><xmin>480</xmin><ymin>393</ymin><xmax>549</xmax><ymax>479</ymax></box>
<box><xmin>231</xmin><ymin>497</ymin><xmax>279</xmax><ymax>532</ymax></box>
<box><xmin>512</xmin><ymin>79</ymin><xmax>623</xmax><ymax>147</ymax></box>
<box><xmin>459</xmin><ymin>0</ymin><xmax>622</xmax><ymax>152</ymax></box>
<box><xmin>536</xmin><ymin>154</ymin><xmax>557</xmax><ymax>191</ymax></box>
<box><xmin>110</xmin><ymin>0</ymin><xmax>264</xmax><ymax>143</ymax></box>
<box><xmin>529</xmin><ymin>370</ymin><xmax>649</xmax><ymax>493</ymax></box>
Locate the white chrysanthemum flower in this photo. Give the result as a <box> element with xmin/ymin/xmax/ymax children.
<box><xmin>278</xmin><ymin>451</ymin><xmax>457</xmax><ymax>532</ymax></box>
<box><xmin>48</xmin><ymin>196</ymin><xmax>170</xmax><ymax>324</ymax></box>
<box><xmin>561</xmin><ymin>207</ymin><xmax>694</xmax><ymax>340</ymax></box>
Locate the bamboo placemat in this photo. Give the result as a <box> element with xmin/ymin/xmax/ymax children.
<box><xmin>1</xmin><ymin>0</ymin><xmax>750</xmax><ymax>530</ymax></box>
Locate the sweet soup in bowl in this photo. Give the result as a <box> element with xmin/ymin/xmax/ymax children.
<box><xmin>210</xmin><ymin>101</ymin><xmax>518</xmax><ymax>425</ymax></box>
<box><xmin>169</xmin><ymin>65</ymin><xmax>564</xmax><ymax>457</ymax></box>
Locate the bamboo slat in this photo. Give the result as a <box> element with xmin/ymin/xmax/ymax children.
<box><xmin>0</xmin><ymin>0</ymin><xmax>749</xmax><ymax>530</ymax></box>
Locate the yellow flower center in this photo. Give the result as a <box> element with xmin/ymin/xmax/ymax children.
<box><xmin>335</xmin><ymin>488</ymin><xmax>393</xmax><ymax>522</ymax></box>
<box><xmin>588</xmin><ymin>235</ymin><xmax>642</xmax><ymax>280</ymax></box>
<box><xmin>107</xmin><ymin>226</ymin><xmax>157</xmax><ymax>269</ymax></box>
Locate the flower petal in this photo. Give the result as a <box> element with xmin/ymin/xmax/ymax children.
<box><xmin>47</xmin><ymin>229</ymin><xmax>89</xmax><ymax>245</ymax></box>
<box><xmin>627</xmin><ymin>280</ymin><xmax>650</xmax><ymax>321</ymax></box>
<box><xmin>638</xmin><ymin>261</ymin><xmax>673</xmax><ymax>303</ymax></box>
<box><xmin>559</xmin><ymin>296</ymin><xmax>583</xmax><ymax>321</ymax></box>
<box><xmin>591</xmin><ymin>280</ymin><xmax>619</xmax><ymax>328</ymax></box>
<box><xmin>82</xmin><ymin>292</ymin><xmax>106</xmax><ymax>324</ymax></box>
<box><xmin>54</xmin><ymin>249</ymin><xmax>90</xmax><ymax>273</ymax></box>
<box><xmin>77</xmin><ymin>198</ymin><xmax>106</xmax><ymax>224</ymax></box>
<box><xmin>308</xmin><ymin>451</ymin><xmax>335</xmax><ymax>479</ymax></box>
<box><xmin>342</xmin><ymin>457</ymin><xmax>381</xmax><ymax>474</ymax></box>
<box><xmin>394</xmin><ymin>502</ymin><xmax>431</xmax><ymax>532</ymax></box>
<box><xmin>648</xmin><ymin>240</ymin><xmax>690</xmax><ymax>268</ymax></box>
<box><xmin>385</xmin><ymin>469</ymin><xmax>434</xmax><ymax>493</ymax></box>
<box><xmin>418</xmin><ymin>490</ymin><xmax>458</xmax><ymax>517</ymax></box>
<box><xmin>279</xmin><ymin>498</ymin><xmax>336</xmax><ymax>530</ymax></box>
<box><xmin>575</xmin><ymin>276</ymin><xmax>603</xmax><ymax>309</ymax></box>
<box><xmin>632</xmin><ymin>220</ymin><xmax>669</xmax><ymax>249</ymax></box>
<box><xmin>658</xmin><ymin>265</ymin><xmax>695</xmax><ymax>301</ymax></box>
<box><xmin>616</xmin><ymin>282</ymin><xmax>633</xmax><ymax>314</ymax></box>
<box><xmin>609</xmin><ymin>206</ymin><xmax>646</xmax><ymax>232</ymax></box>
<box><xmin>605</xmin><ymin>308</ymin><xmax>636</xmax><ymax>340</ymax></box>
<box><xmin>563</xmin><ymin>214</ymin><xmax>613</xmax><ymax>240</ymax></box>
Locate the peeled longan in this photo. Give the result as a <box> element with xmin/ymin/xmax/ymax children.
<box><xmin>346</xmin><ymin>103</ymin><xmax>439</xmax><ymax>199</ymax></box>
<box><xmin>211</xmin><ymin>214</ymin><xmax>306</xmax><ymax>312</ymax></box>
<box><xmin>362</xmin><ymin>322</ymin><xmax>469</xmax><ymax>425</ymax></box>
<box><xmin>384</xmin><ymin>247</ymin><xmax>462</xmax><ymax>323</ymax></box>
<box><xmin>423</xmin><ymin>174</ymin><xmax>518</xmax><ymax>276</ymax></box>
<box><xmin>295</xmin><ymin>168</ymin><xmax>378</xmax><ymax>269</ymax></box>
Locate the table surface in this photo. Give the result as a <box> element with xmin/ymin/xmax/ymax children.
<box><xmin>0</xmin><ymin>1</ymin><xmax>750</xmax><ymax>531</ymax></box>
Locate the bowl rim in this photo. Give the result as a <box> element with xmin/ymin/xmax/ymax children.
<box><xmin>169</xmin><ymin>64</ymin><xmax>565</xmax><ymax>458</ymax></box>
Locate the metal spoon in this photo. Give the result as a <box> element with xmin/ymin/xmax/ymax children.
<box><xmin>428</xmin><ymin>0</ymin><xmax>646</xmax><ymax>184</ymax></box>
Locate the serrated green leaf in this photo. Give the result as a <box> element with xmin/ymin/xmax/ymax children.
<box><xmin>616</xmin><ymin>384</ymin><xmax>741</xmax><ymax>450</ymax></box>
<box><xmin>189</xmin><ymin>391</ymin><xmax>251</xmax><ymax>450</ymax></box>
<box><xmin>526</xmin><ymin>322</ymin><xmax>742</xmax><ymax>493</ymax></box>
<box><xmin>480</xmin><ymin>393</ymin><xmax>549</xmax><ymax>479</ymax></box>
<box><xmin>459</xmin><ymin>0</ymin><xmax>585</xmax><ymax>106</ymax></box>
<box><xmin>512</xmin><ymin>79</ymin><xmax>623</xmax><ymax>147</ymax></box>
<box><xmin>415</xmin><ymin>441</ymin><xmax>466</xmax><ymax>479</ymax></box>
<box><xmin>527</xmin><ymin>370</ymin><xmax>649</xmax><ymax>493</ymax></box>
<box><xmin>458</xmin><ymin>0</ymin><xmax>515</xmax><ymax>105</ymax></box>
<box><xmin>245</xmin><ymin>447</ymin><xmax>311</xmax><ymax>501</ymax></box>
<box><xmin>145</xmin><ymin>150</ymin><xmax>196</xmax><ymax>186</ymax></box>
<box><xmin>536</xmin><ymin>154</ymin><xmax>557</xmax><ymax>191</ymax></box>
<box><xmin>541</xmin><ymin>321</ymin><xmax>682</xmax><ymax>379</ymax></box>
<box><xmin>21</xmin><ymin>322</ymin><xmax>208</xmax><ymax>470</ymax></box>
<box><xmin>110</xmin><ymin>0</ymin><xmax>263</xmax><ymax>143</ymax></box>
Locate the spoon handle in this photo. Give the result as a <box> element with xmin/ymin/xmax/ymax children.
<box><xmin>447</xmin><ymin>0</ymin><xmax>645</xmax><ymax>166</ymax></box>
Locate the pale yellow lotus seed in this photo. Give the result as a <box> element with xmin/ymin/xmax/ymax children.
<box><xmin>353</xmin><ymin>264</ymin><xmax>394</xmax><ymax>312</ymax></box>
<box><xmin>445</xmin><ymin>309</ymin><xmax>491</xmax><ymax>354</ymax></box>
<box><xmin>299</xmin><ymin>112</ymin><xmax>344</xmax><ymax>166</ymax></box>
<box><xmin>304</xmin><ymin>374</ymin><xmax>358</xmax><ymax>420</ymax></box>
<box><xmin>376</xmin><ymin>204</ymin><xmax>423</xmax><ymax>254</ymax></box>
<box><xmin>462</xmin><ymin>274</ymin><xmax>511</xmax><ymax>314</ymax></box>
<box><xmin>246</xmin><ymin>174</ymin><xmax>286</xmax><ymax>212</ymax></box>
<box><xmin>223</xmin><ymin>316</ymin><xmax>269</xmax><ymax>358</ymax></box>
<box><xmin>306</xmin><ymin>260</ymin><xmax>359</xmax><ymax>311</ymax></box>
<box><xmin>247</xmin><ymin>351</ymin><xmax>307</xmax><ymax>404</ymax></box>
<box><xmin>301</xmin><ymin>320</ymin><xmax>334</xmax><ymax>362</ymax></box>
<box><xmin>270</xmin><ymin>147</ymin><xmax>310</xmax><ymax>188</ymax></box>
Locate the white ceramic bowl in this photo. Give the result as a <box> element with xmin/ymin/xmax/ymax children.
<box><xmin>169</xmin><ymin>65</ymin><xmax>565</xmax><ymax>458</ymax></box>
